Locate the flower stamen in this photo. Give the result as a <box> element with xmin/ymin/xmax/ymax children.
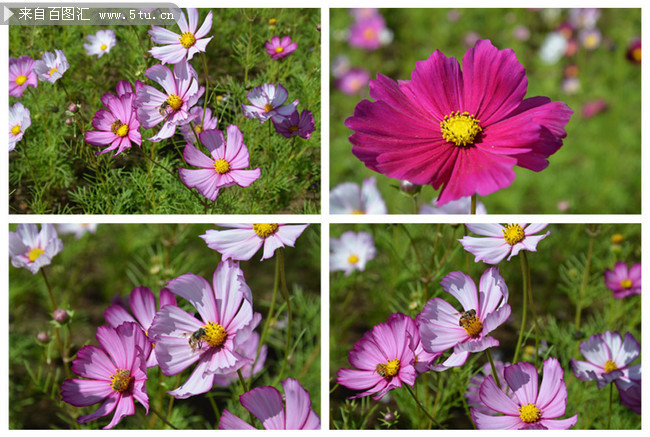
<box><xmin>264</xmin><ymin>103</ymin><xmax>274</xmax><ymax>113</ymax></box>
<box><xmin>213</xmin><ymin>158</ymin><xmax>230</xmax><ymax>174</ymax></box>
<box><xmin>100</xmin><ymin>44</ymin><xmax>108</xmax><ymax>51</ymax></box>
<box><xmin>376</xmin><ymin>359</ymin><xmax>400</xmax><ymax>378</ymax></box>
<box><xmin>48</xmin><ymin>67</ymin><xmax>58</xmax><ymax>76</ymax></box>
<box><xmin>203</xmin><ymin>321</ymin><xmax>227</xmax><ymax>348</ymax></box>
<box><xmin>440</xmin><ymin>111</ymin><xmax>482</xmax><ymax>147</ymax></box>
<box><xmin>620</xmin><ymin>279</ymin><xmax>633</xmax><ymax>289</ymax></box>
<box><xmin>459</xmin><ymin>309</ymin><xmax>483</xmax><ymax>337</ymax></box>
<box><xmin>253</xmin><ymin>223</ymin><xmax>279</xmax><ymax>238</ymax></box>
<box><xmin>275</xmin><ymin>47</ymin><xmax>284</xmax><ymax>53</ymax></box>
<box><xmin>348</xmin><ymin>254</ymin><xmax>359</xmax><ymax>264</ymax></box>
<box><xmin>28</xmin><ymin>248</ymin><xmax>45</xmax><ymax>262</ymax></box>
<box><xmin>604</xmin><ymin>360</ymin><xmax>618</xmax><ymax>373</ymax></box>
<box><xmin>166</xmin><ymin>94</ymin><xmax>183</xmax><ymax>111</ymax></box>
<box><xmin>502</xmin><ymin>224</ymin><xmax>525</xmax><ymax>245</ymax></box>
<box><xmin>518</xmin><ymin>403</ymin><xmax>541</xmax><ymax>423</ymax></box>
<box><xmin>110</xmin><ymin>369</ymin><xmax>133</xmax><ymax>393</ymax></box>
<box><xmin>179</xmin><ymin>31</ymin><xmax>196</xmax><ymax>48</ymax></box>
<box><xmin>11</xmin><ymin>125</ymin><xmax>21</xmax><ymax>136</ymax></box>
<box><xmin>15</xmin><ymin>75</ymin><xmax>28</xmax><ymax>86</ymax></box>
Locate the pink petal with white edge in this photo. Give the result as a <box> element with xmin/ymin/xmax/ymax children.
<box><xmin>571</xmin><ymin>358</ymin><xmax>603</xmax><ymax>382</ymax></box>
<box><xmin>466</xmin><ymin>223</ymin><xmax>506</xmax><ymax>237</ymax></box>
<box><xmin>454</xmin><ymin>336</ymin><xmax>499</xmax><ymax>353</ymax></box>
<box><xmin>212</xmin><ymin>260</ymin><xmax>247</xmax><ymax>324</ymax></box>
<box><xmin>478</xmin><ymin>267</ymin><xmax>508</xmax><ymax>318</ymax></box>
<box><xmin>538</xmin><ymin>416</ymin><xmax>578</xmax><ymax>430</ymax></box>
<box><xmin>508</xmin><ymin>232</ymin><xmax>549</xmax><ymax>259</ymax></box>
<box><xmin>148</xmin><ymin>305</ymin><xmax>203</xmax><ymax>340</ymax></box>
<box><xmin>579</xmin><ymin>333</ymin><xmax>610</xmax><ymax>365</ymax></box>
<box><xmin>168</xmin><ymin>354</ymin><xmax>215</xmax><ymax>399</ymax></box>
<box><xmin>430</xmin><ymin>350</ymin><xmax>470</xmax><ymax>371</ymax></box>
<box><xmin>183</xmin><ymin>143</ymin><xmax>215</xmax><ymax>169</ymax></box>
<box><xmin>504</xmin><ymin>362</ymin><xmax>539</xmax><ymax>406</ymax></box>
<box><xmin>481</xmin><ymin>304</ymin><xmax>511</xmax><ymax>335</ymax></box>
<box><xmin>154</xmin><ymin>336</ymin><xmax>203</xmax><ymax>376</ymax></box>
<box><xmin>185</xmin><ymin>8</ymin><xmax>199</xmax><ymax>32</ymax></box>
<box><xmin>149</xmin><ymin>120</ymin><xmax>177</xmax><ymax>142</ymax></box>
<box><xmin>273</xmin><ymin>224</ymin><xmax>310</xmax><ymax>247</ymax></box>
<box><xmin>195</xmin><ymin>11</ymin><xmax>213</xmax><ymax>39</ymax></box>
<box><xmin>478</xmin><ymin>374</ymin><xmax>521</xmax><ymax>416</ymax></box>
<box><xmin>230</xmin><ymin>169</ymin><xmax>261</xmax><ymax>187</ymax></box>
<box><xmin>201</xmin><ymin>228</ymin><xmax>263</xmax><ymax>261</ymax></box>
<box><xmin>441</xmin><ymin>271</ymin><xmax>479</xmax><ymax>312</ymax></box>
<box><xmin>219</xmin><ymin>409</ymin><xmax>256</xmax><ymax>429</ymax></box>
<box><xmin>178</xmin><ymin>168</ymin><xmax>220</xmax><ymax>201</ymax></box>
<box><xmin>472</xmin><ymin>410</ymin><xmax>524</xmax><ymax>429</ymax></box>
<box><xmin>611</xmin><ymin>331</ymin><xmax>640</xmax><ymax>367</ymax></box>
<box><xmin>145</xmin><ymin>64</ymin><xmax>177</xmax><ymax>96</ymax></box>
<box><xmin>524</xmin><ymin>223</ymin><xmax>549</xmax><ymax>234</ymax></box>
<box><xmin>148</xmin><ymin>26</ymin><xmax>181</xmax><ymax>44</ymax></box>
<box><xmin>77</xmin><ymin>392</ymin><xmax>119</xmax><ymax>424</ymax></box>
<box><xmin>261</xmin><ymin>235</ymin><xmax>286</xmax><ymax>260</ymax></box>
<box><xmin>418</xmin><ymin>298</ymin><xmax>468</xmax><ymax>353</ymax></box>
<box><xmin>129</xmin><ymin>286</ymin><xmax>156</xmax><ymax>329</ymax></box>
<box><xmin>459</xmin><ymin>235</ymin><xmax>512</xmax><ymax>265</ymax></box>
<box><xmin>167</xmin><ymin>273</ymin><xmax>217</xmax><ymax>323</ymax></box>
<box><xmin>200</xmin><ymin>128</ymin><xmax>226</xmax><ymax>153</ymax></box>
<box><xmin>104</xmin><ymin>395</ymin><xmax>135</xmax><ymax>429</ymax></box>
<box><xmin>187</xmin><ymin>37</ymin><xmax>213</xmax><ymax>60</ymax></box>
<box><xmin>61</xmin><ymin>379</ymin><xmax>114</xmax><ymax>407</ymax></box>
<box><xmin>241</xmin><ymin>386</ymin><xmax>286</xmax><ymax>429</ymax></box>
<box><xmin>536</xmin><ymin>358</ymin><xmax>567</xmax><ymax>419</ymax></box>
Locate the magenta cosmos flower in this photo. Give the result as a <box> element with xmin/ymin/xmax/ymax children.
<box><xmin>346</xmin><ymin>39</ymin><xmax>573</xmax><ymax>206</ymax></box>
<box><xmin>200</xmin><ymin>223</ymin><xmax>309</xmax><ymax>261</ymax></box>
<box><xmin>330</xmin><ymin>230</ymin><xmax>376</xmax><ymax>276</ymax></box>
<box><xmin>337</xmin><ymin>313</ymin><xmax>417</xmax><ymax>400</ymax></box>
<box><xmin>9</xmin><ymin>101</ymin><xmax>31</xmax><ymax>152</ymax></box>
<box><xmin>417</xmin><ymin>268</ymin><xmax>511</xmax><ymax>371</ymax></box>
<box><xmin>330</xmin><ymin>177</ymin><xmax>387</xmax><ymax>214</ymax></box>
<box><xmin>265</xmin><ymin>36</ymin><xmax>298</xmax><ymax>60</ymax></box>
<box><xmin>135</xmin><ymin>58</ymin><xmax>204</xmax><ymax>141</ymax></box>
<box><xmin>85</xmin><ymin>82</ymin><xmax>142</xmax><ymax>156</ymax></box>
<box><xmin>626</xmin><ymin>38</ymin><xmax>641</xmax><ymax>64</ymax></box>
<box><xmin>178</xmin><ymin>106</ymin><xmax>218</xmax><ymax>144</ymax></box>
<box><xmin>336</xmin><ymin>68</ymin><xmax>370</xmax><ymax>95</ymax></box>
<box><xmin>220</xmin><ymin>378</ymin><xmax>320</xmax><ymax>429</ymax></box>
<box><xmin>604</xmin><ymin>262</ymin><xmax>641</xmax><ymax>298</ymax></box>
<box><xmin>616</xmin><ymin>375</ymin><xmax>641</xmax><ymax>414</ymax></box>
<box><xmin>241</xmin><ymin>83</ymin><xmax>299</xmax><ymax>123</ymax></box>
<box><xmin>33</xmin><ymin>49</ymin><xmax>69</xmax><ymax>84</ymax></box>
<box><xmin>459</xmin><ymin>223</ymin><xmax>550</xmax><ymax>265</ymax></box>
<box><xmin>272</xmin><ymin>109</ymin><xmax>315</xmax><ymax>139</ymax></box>
<box><xmin>571</xmin><ymin>331</ymin><xmax>640</xmax><ymax>390</ymax></box>
<box><xmin>9</xmin><ymin>56</ymin><xmax>37</xmax><ymax>97</ymax></box>
<box><xmin>104</xmin><ymin>286</ymin><xmax>178</xmax><ymax>368</ymax></box>
<box><xmin>179</xmin><ymin>125</ymin><xmax>261</xmax><ymax>201</ymax></box>
<box><xmin>213</xmin><ymin>332</ymin><xmax>267</xmax><ymax>387</ymax></box>
<box><xmin>9</xmin><ymin>223</ymin><xmax>63</xmax><ymax>274</ymax></box>
<box><xmin>348</xmin><ymin>14</ymin><xmax>387</xmax><ymax>50</ymax></box>
<box><xmin>149</xmin><ymin>8</ymin><xmax>213</xmax><ymax>64</ymax></box>
<box><xmin>60</xmin><ymin>322</ymin><xmax>150</xmax><ymax>429</ymax></box>
<box><xmin>84</xmin><ymin>29</ymin><xmax>117</xmax><ymax>58</ymax></box>
<box><xmin>472</xmin><ymin>358</ymin><xmax>577</xmax><ymax>429</ymax></box>
<box><xmin>148</xmin><ymin>260</ymin><xmax>261</xmax><ymax>398</ymax></box>
<box><xmin>466</xmin><ymin>361</ymin><xmax>513</xmax><ymax>416</ymax></box>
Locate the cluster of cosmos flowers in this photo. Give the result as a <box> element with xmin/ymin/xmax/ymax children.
<box><xmin>333</xmin><ymin>223</ymin><xmax>641</xmax><ymax>429</ymax></box>
<box><xmin>9</xmin><ymin>223</ymin><xmax>318</xmax><ymax>429</ymax></box>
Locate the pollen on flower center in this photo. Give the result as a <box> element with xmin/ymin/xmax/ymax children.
<box><xmin>289</xmin><ymin>125</ymin><xmax>299</xmax><ymax>133</ymax></box>
<box><xmin>195</xmin><ymin>124</ymin><xmax>204</xmax><ymax>134</ymax></box>
<box><xmin>275</xmin><ymin>47</ymin><xmax>284</xmax><ymax>53</ymax></box>
<box><xmin>620</xmin><ymin>279</ymin><xmax>633</xmax><ymax>289</ymax></box>
<box><xmin>48</xmin><ymin>67</ymin><xmax>58</xmax><ymax>76</ymax></box>
<box><xmin>115</xmin><ymin>124</ymin><xmax>129</xmax><ymax>137</ymax></box>
<box><xmin>15</xmin><ymin>75</ymin><xmax>28</xmax><ymax>85</ymax></box>
<box><xmin>28</xmin><ymin>248</ymin><xmax>45</xmax><ymax>262</ymax></box>
<box><xmin>363</xmin><ymin>28</ymin><xmax>376</xmax><ymax>40</ymax></box>
<box><xmin>348</xmin><ymin>254</ymin><xmax>359</xmax><ymax>264</ymax></box>
<box><xmin>110</xmin><ymin>369</ymin><xmax>133</xmax><ymax>393</ymax></box>
<box><xmin>213</xmin><ymin>158</ymin><xmax>230</xmax><ymax>174</ymax></box>
<box><xmin>502</xmin><ymin>224</ymin><xmax>525</xmax><ymax>245</ymax></box>
<box><xmin>459</xmin><ymin>311</ymin><xmax>483</xmax><ymax>337</ymax></box>
<box><xmin>11</xmin><ymin>125</ymin><xmax>21</xmax><ymax>136</ymax></box>
<box><xmin>376</xmin><ymin>359</ymin><xmax>400</xmax><ymax>378</ymax></box>
<box><xmin>203</xmin><ymin>322</ymin><xmax>227</xmax><ymax>348</ymax></box>
<box><xmin>166</xmin><ymin>94</ymin><xmax>183</xmax><ymax>111</ymax></box>
<box><xmin>253</xmin><ymin>223</ymin><xmax>279</xmax><ymax>238</ymax></box>
<box><xmin>440</xmin><ymin>111</ymin><xmax>482</xmax><ymax>147</ymax></box>
<box><xmin>179</xmin><ymin>31</ymin><xmax>196</xmax><ymax>48</ymax></box>
<box><xmin>264</xmin><ymin>103</ymin><xmax>274</xmax><ymax>113</ymax></box>
<box><xmin>100</xmin><ymin>44</ymin><xmax>108</xmax><ymax>51</ymax></box>
<box><xmin>604</xmin><ymin>360</ymin><xmax>618</xmax><ymax>373</ymax></box>
<box><xmin>518</xmin><ymin>403</ymin><xmax>541</xmax><ymax>423</ymax></box>
<box><xmin>632</xmin><ymin>48</ymin><xmax>642</xmax><ymax>62</ymax></box>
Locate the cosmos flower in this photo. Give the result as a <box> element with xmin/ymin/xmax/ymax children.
<box><xmin>616</xmin><ymin>376</ymin><xmax>641</xmax><ymax>415</ymax></box>
<box><xmin>135</xmin><ymin>58</ymin><xmax>204</xmax><ymax>142</ymax></box>
<box><xmin>60</xmin><ymin>322</ymin><xmax>150</xmax><ymax>429</ymax></box>
<box><xmin>466</xmin><ymin>361</ymin><xmax>513</xmax><ymax>416</ymax></box>
<box><xmin>9</xmin><ymin>56</ymin><xmax>37</xmax><ymax>97</ymax></box>
<box><xmin>568</xmin><ymin>8</ymin><xmax>601</xmax><ymax>30</ymax></box>
<box><xmin>604</xmin><ymin>262</ymin><xmax>641</xmax><ymax>299</ymax></box>
<box><xmin>9</xmin><ymin>223</ymin><xmax>63</xmax><ymax>274</ymax></box>
<box><xmin>571</xmin><ymin>331</ymin><xmax>640</xmax><ymax>390</ymax></box>
<box><xmin>84</xmin><ymin>29</ymin><xmax>117</xmax><ymax>58</ymax></box>
<box><xmin>148</xmin><ymin>260</ymin><xmax>261</xmax><ymax>399</ymax></box>
<box><xmin>579</xmin><ymin>28</ymin><xmax>601</xmax><ymax>51</ymax></box>
<box><xmin>582</xmin><ymin>98</ymin><xmax>608</xmax><ymax>119</ymax></box>
<box><xmin>337</xmin><ymin>313</ymin><xmax>417</xmax><ymax>400</ymax></box>
<box><xmin>346</xmin><ymin>40</ymin><xmax>572</xmax><ymax>206</ymax></box>
<box><xmin>33</xmin><ymin>49</ymin><xmax>69</xmax><ymax>84</ymax></box>
<box><xmin>417</xmin><ymin>268</ymin><xmax>511</xmax><ymax>371</ymax></box>
<box><xmin>149</xmin><ymin>8</ymin><xmax>213</xmax><ymax>64</ymax></box>
<box><xmin>626</xmin><ymin>38</ymin><xmax>641</xmax><ymax>64</ymax></box>
<box><xmin>219</xmin><ymin>378</ymin><xmax>320</xmax><ymax>429</ymax></box>
<box><xmin>213</xmin><ymin>332</ymin><xmax>267</xmax><ymax>387</ymax></box>
<box><xmin>336</xmin><ymin>68</ymin><xmax>370</xmax><ymax>95</ymax></box>
<box><xmin>264</xmin><ymin>36</ymin><xmax>298</xmax><ymax>60</ymax></box>
<box><xmin>459</xmin><ymin>224</ymin><xmax>550</xmax><ymax>265</ymax></box>
<box><xmin>471</xmin><ymin>358</ymin><xmax>577</xmax><ymax>429</ymax></box>
<box><xmin>178</xmin><ymin>106</ymin><xmax>218</xmax><ymax>144</ymax></box>
<box><xmin>348</xmin><ymin>14</ymin><xmax>387</xmax><ymax>50</ymax></box>
<box><xmin>241</xmin><ymin>83</ymin><xmax>298</xmax><ymax>124</ymax></box>
<box><xmin>272</xmin><ymin>109</ymin><xmax>315</xmax><ymax>139</ymax></box>
<box><xmin>104</xmin><ymin>286</ymin><xmax>178</xmax><ymax>368</ymax></box>
<box><xmin>420</xmin><ymin>196</ymin><xmax>487</xmax><ymax>214</ymax></box>
<box><xmin>402</xmin><ymin>313</ymin><xmax>440</xmax><ymax>374</ymax></box>
<box><xmin>330</xmin><ymin>177</ymin><xmax>386</xmax><ymax>214</ymax></box>
<box><xmin>349</xmin><ymin>8</ymin><xmax>379</xmax><ymax>20</ymax></box>
<box><xmin>331</xmin><ymin>54</ymin><xmax>351</xmax><ymax>78</ymax></box>
<box><xmin>57</xmin><ymin>223</ymin><xmax>98</xmax><ymax>238</ymax></box>
<box><xmin>178</xmin><ymin>125</ymin><xmax>261</xmax><ymax>201</ymax></box>
<box><xmin>200</xmin><ymin>223</ymin><xmax>309</xmax><ymax>261</ymax></box>
<box><xmin>9</xmin><ymin>102</ymin><xmax>31</xmax><ymax>152</ymax></box>
<box><xmin>330</xmin><ymin>230</ymin><xmax>376</xmax><ymax>276</ymax></box>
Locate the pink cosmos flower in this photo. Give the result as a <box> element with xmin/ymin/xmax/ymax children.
<box><xmin>265</xmin><ymin>36</ymin><xmax>298</xmax><ymax>60</ymax></box>
<box><xmin>330</xmin><ymin>177</ymin><xmax>387</xmax><ymax>214</ymax></box>
<box><xmin>616</xmin><ymin>376</ymin><xmax>641</xmax><ymax>414</ymax></box>
<box><xmin>403</xmin><ymin>313</ymin><xmax>440</xmax><ymax>374</ymax></box>
<box><xmin>466</xmin><ymin>361</ymin><xmax>514</xmax><ymax>416</ymax></box>
<box><xmin>420</xmin><ymin>196</ymin><xmax>487</xmax><ymax>214</ymax></box>
<box><xmin>349</xmin><ymin>8</ymin><xmax>379</xmax><ymax>20</ymax></box>
<box><xmin>336</xmin><ymin>68</ymin><xmax>370</xmax><ymax>95</ymax></box>
<box><xmin>85</xmin><ymin>83</ymin><xmax>142</xmax><ymax>156</ymax></box>
<box><xmin>9</xmin><ymin>223</ymin><xmax>63</xmax><ymax>274</ymax></box>
<box><xmin>178</xmin><ymin>125</ymin><xmax>261</xmax><ymax>201</ymax></box>
<box><xmin>337</xmin><ymin>313</ymin><xmax>417</xmax><ymax>400</ymax></box>
<box><xmin>330</xmin><ymin>231</ymin><xmax>376</xmax><ymax>276</ymax></box>
<box><xmin>148</xmin><ymin>260</ymin><xmax>261</xmax><ymax>398</ymax></box>
<box><xmin>417</xmin><ymin>268</ymin><xmax>511</xmax><ymax>371</ymax></box>
<box><xmin>582</xmin><ymin>98</ymin><xmax>608</xmax><ymax>119</ymax></box>
<box><xmin>604</xmin><ymin>262</ymin><xmax>641</xmax><ymax>298</ymax></box>
<box><xmin>178</xmin><ymin>106</ymin><xmax>218</xmax><ymax>144</ymax></box>
<box><xmin>346</xmin><ymin>39</ymin><xmax>573</xmax><ymax>206</ymax></box>
<box><xmin>219</xmin><ymin>378</ymin><xmax>320</xmax><ymax>429</ymax></box>
<box><xmin>459</xmin><ymin>223</ymin><xmax>550</xmax><ymax>265</ymax></box>
<box><xmin>84</xmin><ymin>29</ymin><xmax>117</xmax><ymax>58</ymax></box>
<box><xmin>9</xmin><ymin>102</ymin><xmax>31</xmax><ymax>152</ymax></box>
<box><xmin>348</xmin><ymin>14</ymin><xmax>386</xmax><ymax>50</ymax></box>
<box><xmin>135</xmin><ymin>59</ymin><xmax>204</xmax><ymax>142</ymax></box>
<box><xmin>213</xmin><ymin>332</ymin><xmax>267</xmax><ymax>387</ymax></box>
<box><xmin>471</xmin><ymin>358</ymin><xmax>577</xmax><ymax>429</ymax></box>
<box><xmin>272</xmin><ymin>109</ymin><xmax>315</xmax><ymax>139</ymax></box>
<box><xmin>60</xmin><ymin>322</ymin><xmax>150</xmax><ymax>429</ymax></box>
<box><xmin>241</xmin><ymin>83</ymin><xmax>299</xmax><ymax>123</ymax></box>
<box><xmin>200</xmin><ymin>223</ymin><xmax>309</xmax><ymax>261</ymax></box>
<box><xmin>571</xmin><ymin>331</ymin><xmax>640</xmax><ymax>390</ymax></box>
<box><xmin>33</xmin><ymin>49</ymin><xmax>69</xmax><ymax>84</ymax></box>
<box><xmin>149</xmin><ymin>8</ymin><xmax>213</xmax><ymax>64</ymax></box>
<box><xmin>57</xmin><ymin>223</ymin><xmax>98</xmax><ymax>239</ymax></box>
<box><xmin>104</xmin><ymin>286</ymin><xmax>178</xmax><ymax>368</ymax></box>
<box><xmin>9</xmin><ymin>56</ymin><xmax>37</xmax><ymax>97</ymax></box>
<box><xmin>626</xmin><ymin>38</ymin><xmax>641</xmax><ymax>64</ymax></box>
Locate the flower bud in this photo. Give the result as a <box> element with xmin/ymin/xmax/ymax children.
<box><xmin>37</xmin><ymin>331</ymin><xmax>50</xmax><ymax>343</ymax></box>
<box><xmin>53</xmin><ymin>308</ymin><xmax>69</xmax><ymax>323</ymax></box>
<box><xmin>68</xmin><ymin>103</ymin><xmax>78</xmax><ymax>113</ymax></box>
<box><xmin>65</xmin><ymin>118</ymin><xmax>73</xmax><ymax>126</ymax></box>
<box><xmin>400</xmin><ymin>180</ymin><xmax>421</xmax><ymax>195</ymax></box>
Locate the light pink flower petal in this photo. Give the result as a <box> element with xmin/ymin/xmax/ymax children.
<box><xmin>579</xmin><ymin>333</ymin><xmax>610</xmax><ymax>365</ymax></box>
<box><xmin>482</xmin><ymin>304</ymin><xmax>511</xmax><ymax>335</ymax></box>
<box><xmin>478</xmin><ymin>374</ymin><xmax>521</xmax><ymax>415</ymax></box>
<box><xmin>441</xmin><ymin>271</ymin><xmax>479</xmax><ymax>312</ymax></box>
<box><xmin>168</xmin><ymin>354</ymin><xmax>215</xmax><ymax>399</ymax></box>
<box><xmin>282</xmin><ymin>378</ymin><xmax>316</xmax><ymax>429</ymax></box>
<box><xmin>179</xmin><ymin>168</ymin><xmax>220</xmax><ymax>201</ymax></box>
<box><xmin>166</xmin><ymin>273</ymin><xmax>217</xmax><ymax>323</ymax></box>
<box><xmin>611</xmin><ymin>332</ymin><xmax>640</xmax><ymax>367</ymax></box>
<box><xmin>77</xmin><ymin>392</ymin><xmax>119</xmax><ymax>425</ymax></box>
<box><xmin>186</xmin><ymin>8</ymin><xmax>199</xmax><ymax>32</ymax></box>
<box><xmin>418</xmin><ymin>298</ymin><xmax>468</xmax><ymax>353</ymax></box>
<box><xmin>538</xmin><ymin>416</ymin><xmax>578</xmax><ymax>430</ymax></box>
<box><xmin>273</xmin><ymin>224</ymin><xmax>309</xmax><ymax>247</ymax></box>
<box><xmin>149</xmin><ymin>26</ymin><xmax>181</xmax><ymax>44</ymax></box>
<box><xmin>454</xmin><ymin>336</ymin><xmax>500</xmax><ymax>353</ymax></box>
<box><xmin>524</xmin><ymin>223</ymin><xmax>548</xmax><ymax>234</ymax></box>
<box><xmin>459</xmin><ymin>235</ymin><xmax>512</xmax><ymax>265</ymax></box>
<box><xmin>536</xmin><ymin>358</ymin><xmax>567</xmax><ymax>418</ymax></box>
<box><xmin>472</xmin><ymin>410</ymin><xmax>524</xmax><ymax>429</ymax></box>
<box><xmin>201</xmin><ymin>229</ymin><xmax>263</xmax><ymax>261</ymax></box>
<box><xmin>183</xmin><ymin>143</ymin><xmax>215</xmax><ymax>168</ymax></box>
<box><xmin>430</xmin><ymin>350</ymin><xmax>470</xmax><ymax>371</ymax></box>
<box><xmin>504</xmin><ymin>362</ymin><xmax>538</xmax><ymax>406</ymax></box>
<box><xmin>129</xmin><ymin>286</ymin><xmax>156</xmax><ymax>329</ymax></box>
<box><xmin>104</xmin><ymin>395</ymin><xmax>135</xmax><ymax>429</ymax></box>
<box><xmin>104</xmin><ymin>304</ymin><xmax>137</xmax><ymax>328</ymax></box>
<box><xmin>478</xmin><ymin>267</ymin><xmax>508</xmax><ymax>317</ymax></box>
<box><xmin>229</xmin><ymin>169</ymin><xmax>261</xmax><ymax>188</ymax></box>
<box><xmin>145</xmin><ymin>64</ymin><xmax>177</xmax><ymax>96</ymax></box>
<box><xmin>241</xmin><ymin>386</ymin><xmax>286</xmax><ymax>429</ymax></box>
<box><xmin>195</xmin><ymin>11</ymin><xmax>213</xmax><ymax>39</ymax></box>
<box><xmin>176</xmin><ymin>8</ymin><xmax>189</xmax><ymax>33</ymax></box>
<box><xmin>508</xmin><ymin>232</ymin><xmax>549</xmax><ymax>259</ymax></box>
<box><xmin>219</xmin><ymin>409</ymin><xmax>256</xmax><ymax>429</ymax></box>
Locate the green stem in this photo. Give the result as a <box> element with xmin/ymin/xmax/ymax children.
<box><xmin>575</xmin><ymin>229</ymin><xmax>596</xmax><ymax>332</ymax></box>
<box><xmin>470</xmin><ymin>194</ymin><xmax>477</xmax><ymax>214</ymax></box>
<box><xmin>149</xmin><ymin>405</ymin><xmax>178</xmax><ymax>430</ymax></box>
<box><xmin>40</xmin><ymin>269</ymin><xmax>70</xmax><ymax>378</ymax></box>
<box><xmin>237</xmin><ymin>369</ymin><xmax>249</xmax><ymax>393</ymax></box>
<box><xmin>607</xmin><ymin>382</ymin><xmax>613</xmax><ymax>429</ymax></box>
<box><xmin>243</xmin><ymin>17</ymin><xmax>254</xmax><ymax>84</ymax></box>
<box><xmin>275</xmin><ymin>248</ymin><xmax>292</xmax><ymax>384</ymax></box>
<box><xmin>165</xmin><ymin>374</ymin><xmax>182</xmax><ymax>425</ymax></box>
<box><xmin>485</xmin><ymin>348</ymin><xmax>501</xmax><ymax>389</ymax></box>
<box><xmin>207</xmin><ymin>393</ymin><xmax>221</xmax><ymax>424</ymax></box>
<box><xmin>522</xmin><ymin>252</ymin><xmax>540</xmax><ymax>367</ymax></box>
<box><xmin>512</xmin><ymin>254</ymin><xmax>529</xmax><ymax>364</ymax></box>
<box><xmin>404</xmin><ymin>384</ymin><xmax>444</xmax><ymax>429</ymax></box>
<box><xmin>400</xmin><ymin>224</ymin><xmax>426</xmax><ymax>279</ymax></box>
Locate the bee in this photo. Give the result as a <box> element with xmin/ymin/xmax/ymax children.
<box><xmin>459</xmin><ymin>309</ymin><xmax>477</xmax><ymax>328</ymax></box>
<box><xmin>158</xmin><ymin>101</ymin><xmax>171</xmax><ymax>117</ymax></box>
<box><xmin>110</xmin><ymin>119</ymin><xmax>123</xmax><ymax>134</ymax></box>
<box><xmin>375</xmin><ymin>363</ymin><xmax>388</xmax><ymax>378</ymax></box>
<box><xmin>184</xmin><ymin>327</ymin><xmax>207</xmax><ymax>352</ymax></box>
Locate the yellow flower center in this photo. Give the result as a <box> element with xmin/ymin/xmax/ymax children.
<box><xmin>502</xmin><ymin>224</ymin><xmax>525</xmax><ymax>245</ymax></box>
<box><xmin>459</xmin><ymin>311</ymin><xmax>483</xmax><ymax>338</ymax></box>
<box><xmin>100</xmin><ymin>43</ymin><xmax>108</xmax><ymax>51</ymax></box>
<box><xmin>611</xmin><ymin>234</ymin><xmax>624</xmax><ymax>244</ymax></box>
<box><xmin>585</xmin><ymin>34</ymin><xmax>599</xmax><ymax>49</ymax></box>
<box><xmin>213</xmin><ymin>158</ymin><xmax>230</xmax><ymax>174</ymax></box>
<box><xmin>269</xmin><ymin>18</ymin><xmax>277</xmax><ymax>25</ymax></box>
<box><xmin>275</xmin><ymin>46</ymin><xmax>284</xmax><ymax>53</ymax></box>
<box><xmin>604</xmin><ymin>360</ymin><xmax>618</xmax><ymax>373</ymax></box>
<box><xmin>195</xmin><ymin>124</ymin><xmax>204</xmax><ymax>134</ymax></box>
<box><xmin>376</xmin><ymin>359</ymin><xmax>400</xmax><ymax>378</ymax></box>
<box><xmin>518</xmin><ymin>403</ymin><xmax>541</xmax><ymax>423</ymax></box>
<box><xmin>179</xmin><ymin>31</ymin><xmax>196</xmax><ymax>48</ymax></box>
<box><xmin>632</xmin><ymin>48</ymin><xmax>642</xmax><ymax>62</ymax></box>
<box><xmin>166</xmin><ymin>94</ymin><xmax>183</xmax><ymax>111</ymax></box>
<box><xmin>351</xmin><ymin>210</ymin><xmax>364</xmax><ymax>214</ymax></box>
<box><xmin>264</xmin><ymin>103</ymin><xmax>274</xmax><ymax>113</ymax></box>
<box><xmin>15</xmin><ymin>75</ymin><xmax>28</xmax><ymax>85</ymax></box>
<box><xmin>11</xmin><ymin>125</ymin><xmax>21</xmax><ymax>136</ymax></box>
<box><xmin>620</xmin><ymin>279</ymin><xmax>633</xmax><ymax>289</ymax></box>
<box><xmin>348</xmin><ymin>254</ymin><xmax>359</xmax><ymax>264</ymax></box>
<box><xmin>203</xmin><ymin>322</ymin><xmax>227</xmax><ymax>348</ymax></box>
<box><xmin>253</xmin><ymin>223</ymin><xmax>279</xmax><ymax>238</ymax></box>
<box><xmin>288</xmin><ymin>125</ymin><xmax>299</xmax><ymax>133</ymax></box>
<box><xmin>48</xmin><ymin>67</ymin><xmax>58</xmax><ymax>76</ymax></box>
<box><xmin>115</xmin><ymin>124</ymin><xmax>129</xmax><ymax>137</ymax></box>
<box><xmin>110</xmin><ymin>369</ymin><xmax>133</xmax><ymax>393</ymax></box>
<box><xmin>28</xmin><ymin>248</ymin><xmax>45</xmax><ymax>262</ymax></box>
<box><xmin>440</xmin><ymin>111</ymin><xmax>482</xmax><ymax>147</ymax></box>
<box><xmin>363</xmin><ymin>28</ymin><xmax>376</xmax><ymax>41</ymax></box>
